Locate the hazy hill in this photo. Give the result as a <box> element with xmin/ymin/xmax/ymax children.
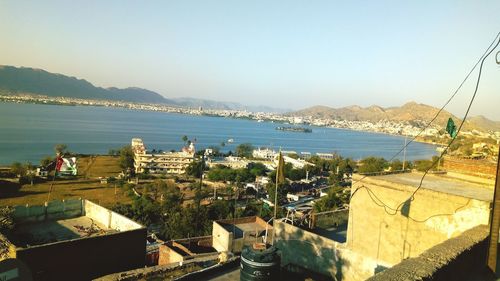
<box><xmin>0</xmin><ymin>65</ymin><xmax>289</xmax><ymax>112</ymax></box>
<box><xmin>290</xmin><ymin>102</ymin><xmax>480</xmax><ymax>130</ymax></box>
<box><xmin>465</xmin><ymin>115</ymin><xmax>500</xmax><ymax>132</ymax></box>
<box><xmin>173</xmin><ymin>98</ymin><xmax>289</xmax><ymax>112</ymax></box>
<box><xmin>0</xmin><ymin>65</ymin><xmax>169</xmax><ymax>103</ymax></box>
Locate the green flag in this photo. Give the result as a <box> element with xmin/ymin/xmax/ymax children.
<box><xmin>446</xmin><ymin>118</ymin><xmax>457</xmax><ymax>138</ymax></box>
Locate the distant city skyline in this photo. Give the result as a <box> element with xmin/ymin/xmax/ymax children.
<box><xmin>1</xmin><ymin>1</ymin><xmax>499</xmax><ymax>119</ymax></box>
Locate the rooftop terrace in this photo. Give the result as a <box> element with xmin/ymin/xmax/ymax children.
<box><xmin>6</xmin><ymin>199</ymin><xmax>143</xmax><ymax>249</ymax></box>
<box><xmin>10</xmin><ymin>216</ymin><xmax>116</xmax><ymax>247</ymax></box>
<box><xmin>217</xmin><ymin>217</ymin><xmax>270</xmax><ymax>239</ymax></box>
<box><xmin>354</xmin><ymin>172</ymin><xmax>493</xmax><ymax>202</ymax></box>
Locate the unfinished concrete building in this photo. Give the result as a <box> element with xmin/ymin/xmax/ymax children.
<box><xmin>274</xmin><ymin>172</ymin><xmax>493</xmax><ymax>280</ymax></box>
<box><xmin>0</xmin><ymin>199</ymin><xmax>146</xmax><ymax>281</ymax></box>
<box><xmin>212</xmin><ymin>216</ymin><xmax>273</xmax><ymax>253</ymax></box>
<box><xmin>158</xmin><ymin>236</ymin><xmax>218</xmax><ymax>265</ymax></box>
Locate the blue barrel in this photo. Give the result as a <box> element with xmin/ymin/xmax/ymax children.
<box><xmin>240</xmin><ymin>244</ymin><xmax>280</xmax><ymax>281</ymax></box>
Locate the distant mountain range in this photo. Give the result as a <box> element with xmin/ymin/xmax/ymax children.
<box><xmin>289</xmin><ymin>102</ymin><xmax>500</xmax><ymax>132</ymax></box>
<box><xmin>0</xmin><ymin>65</ymin><xmax>289</xmax><ymax>112</ymax></box>
<box><xmin>1</xmin><ymin>65</ymin><xmax>498</xmax><ymax>130</ymax></box>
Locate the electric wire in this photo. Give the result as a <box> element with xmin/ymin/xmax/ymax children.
<box><xmin>350</xmin><ymin>32</ymin><xmax>500</xmax><ymax>203</ymax></box>
<box><xmin>400</xmin><ymin>34</ymin><xmax>500</xmax><ymax>205</ymax></box>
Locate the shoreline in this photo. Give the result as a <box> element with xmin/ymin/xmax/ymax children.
<box><xmin>0</xmin><ymin>98</ymin><xmax>440</xmax><ymax>144</ymax></box>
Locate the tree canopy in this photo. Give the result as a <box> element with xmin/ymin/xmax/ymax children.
<box><xmin>235</xmin><ymin>143</ymin><xmax>254</xmax><ymax>158</ymax></box>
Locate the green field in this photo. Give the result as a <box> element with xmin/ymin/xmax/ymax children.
<box><xmin>0</xmin><ymin>156</ymin><xmax>132</xmax><ymax>208</ymax></box>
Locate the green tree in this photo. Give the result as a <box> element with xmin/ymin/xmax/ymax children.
<box><xmin>54</xmin><ymin>143</ymin><xmax>67</xmax><ymax>155</ymax></box>
<box><xmin>266</xmin><ymin>182</ymin><xmax>289</xmax><ymax>206</ymax></box>
<box><xmin>358</xmin><ymin>157</ymin><xmax>388</xmax><ymax>174</ymax></box>
<box><xmin>248</xmin><ymin>162</ymin><xmax>267</xmax><ymax>177</ymax></box>
<box><xmin>207</xmin><ymin>200</ymin><xmax>231</xmax><ymax>220</ymax></box>
<box><xmin>390</xmin><ymin>159</ymin><xmax>404</xmax><ymax>171</ymax></box>
<box><xmin>314</xmin><ymin>186</ymin><xmax>348</xmax><ymax>212</ymax></box>
<box><xmin>25</xmin><ymin>162</ymin><xmax>35</xmax><ymax>185</ymax></box>
<box><xmin>10</xmin><ymin>162</ymin><xmax>26</xmax><ymax>177</ymax></box>
<box><xmin>186</xmin><ymin>159</ymin><xmax>207</xmax><ymax>178</ymax></box>
<box><xmin>235</xmin><ymin>143</ymin><xmax>254</xmax><ymax>158</ymax></box>
<box><xmin>414</xmin><ymin>156</ymin><xmax>440</xmax><ymax>172</ymax></box>
<box><xmin>182</xmin><ymin>135</ymin><xmax>188</xmax><ymax>144</ymax></box>
<box><xmin>40</xmin><ymin>156</ymin><xmax>53</xmax><ymax>167</ymax></box>
<box><xmin>119</xmin><ymin>145</ymin><xmax>134</xmax><ymax>171</ymax></box>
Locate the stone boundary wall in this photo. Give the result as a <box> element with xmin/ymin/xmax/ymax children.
<box><xmin>367</xmin><ymin>225</ymin><xmax>489</xmax><ymax>281</ymax></box>
<box><xmin>442</xmin><ymin>157</ymin><xmax>497</xmax><ymax>179</ymax></box>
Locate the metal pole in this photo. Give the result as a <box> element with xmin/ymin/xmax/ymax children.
<box><xmin>403</xmin><ymin>135</ymin><xmax>407</xmax><ymax>171</ymax></box>
<box><xmin>487</xmin><ymin>145</ymin><xmax>500</xmax><ymax>273</ymax></box>
<box><xmin>274</xmin><ymin>150</ymin><xmax>283</xmax><ymax>219</ymax></box>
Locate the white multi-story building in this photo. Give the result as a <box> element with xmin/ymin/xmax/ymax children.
<box><xmin>252</xmin><ymin>147</ymin><xmax>276</xmax><ymax>160</ymax></box>
<box><xmin>131</xmin><ymin>138</ymin><xmax>195</xmax><ymax>174</ymax></box>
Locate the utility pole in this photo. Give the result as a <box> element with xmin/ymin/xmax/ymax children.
<box><xmin>487</xmin><ymin>145</ymin><xmax>500</xmax><ymax>273</ymax></box>
<box><xmin>403</xmin><ymin>135</ymin><xmax>407</xmax><ymax>171</ymax></box>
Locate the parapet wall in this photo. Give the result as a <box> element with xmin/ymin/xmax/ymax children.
<box><xmin>367</xmin><ymin>225</ymin><xmax>489</xmax><ymax>281</ymax></box>
<box><xmin>12</xmin><ymin>199</ymin><xmax>83</xmax><ymax>223</ymax></box>
<box><xmin>6</xmin><ymin>199</ymin><xmax>146</xmax><ymax>280</ymax></box>
<box><xmin>274</xmin><ymin>220</ymin><xmax>378</xmax><ymax>281</ymax></box>
<box><xmin>84</xmin><ymin>200</ymin><xmax>142</xmax><ymax>231</ymax></box>
<box><xmin>348</xmin><ymin>175</ymin><xmax>491</xmax><ymax>266</ymax></box>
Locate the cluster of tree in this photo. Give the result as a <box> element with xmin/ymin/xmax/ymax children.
<box><xmin>185</xmin><ymin>159</ymin><xmax>208</xmax><ymax>178</ymax></box>
<box><xmin>112</xmin><ymin>179</ymin><xmax>269</xmax><ymax>240</ymax></box>
<box><xmin>235</xmin><ymin>143</ymin><xmax>254</xmax><ymax>158</ymax></box>
<box><xmin>357</xmin><ymin>157</ymin><xmax>412</xmax><ymax>174</ymax></box>
<box><xmin>10</xmin><ymin>162</ymin><xmax>36</xmax><ymax>185</ymax></box>
<box><xmin>268</xmin><ymin>163</ymin><xmax>310</xmax><ymax>182</ymax></box>
<box><xmin>413</xmin><ymin>156</ymin><xmax>440</xmax><ymax>172</ymax></box>
<box><xmin>306</xmin><ymin>155</ymin><xmax>355</xmax><ymax>185</ymax></box>
<box><xmin>313</xmin><ymin>186</ymin><xmax>350</xmax><ymax>212</ymax></box>
<box><xmin>210</xmin><ymin>166</ymin><xmax>252</xmax><ymax>183</ymax></box>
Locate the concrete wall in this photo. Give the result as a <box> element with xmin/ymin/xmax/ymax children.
<box><xmin>9</xmin><ymin>200</ymin><xmax>146</xmax><ymax>281</ymax></box>
<box><xmin>367</xmin><ymin>225</ymin><xmax>489</xmax><ymax>281</ymax></box>
<box><xmin>212</xmin><ymin>221</ymin><xmax>232</xmax><ymax>253</ymax></box>
<box><xmin>212</xmin><ymin>217</ymin><xmax>272</xmax><ymax>254</ymax></box>
<box><xmin>16</xmin><ymin>227</ymin><xmax>147</xmax><ymax>281</ymax></box>
<box><xmin>84</xmin><ymin>200</ymin><xmax>142</xmax><ymax>231</ymax></box>
<box><xmin>158</xmin><ymin>244</ymin><xmax>184</xmax><ymax>265</ymax></box>
<box><xmin>348</xmin><ymin>176</ymin><xmax>491</xmax><ymax>266</ymax></box>
<box><xmin>274</xmin><ymin>220</ymin><xmax>378</xmax><ymax>281</ymax></box>
<box><xmin>12</xmin><ymin>199</ymin><xmax>83</xmax><ymax>223</ymax></box>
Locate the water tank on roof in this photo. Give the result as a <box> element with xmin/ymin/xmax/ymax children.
<box><xmin>240</xmin><ymin>243</ymin><xmax>280</xmax><ymax>281</ymax></box>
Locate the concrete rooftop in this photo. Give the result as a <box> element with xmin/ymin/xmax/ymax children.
<box><xmin>358</xmin><ymin>173</ymin><xmax>494</xmax><ymax>202</ymax></box>
<box><xmin>10</xmin><ymin>216</ymin><xmax>116</xmax><ymax>248</ymax></box>
<box><xmin>222</xmin><ymin>222</ymin><xmax>267</xmax><ymax>239</ymax></box>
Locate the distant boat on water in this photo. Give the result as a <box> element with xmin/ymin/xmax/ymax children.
<box><xmin>275</xmin><ymin>126</ymin><xmax>312</xmax><ymax>133</ymax></box>
<box><xmin>227</xmin><ymin>138</ymin><xmax>234</xmax><ymax>143</ymax></box>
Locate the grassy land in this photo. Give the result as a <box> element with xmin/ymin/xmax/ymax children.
<box><xmin>0</xmin><ymin>156</ymin><xmax>132</xmax><ymax>208</ymax></box>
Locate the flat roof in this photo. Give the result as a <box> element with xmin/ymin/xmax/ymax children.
<box><xmin>9</xmin><ymin>216</ymin><xmax>116</xmax><ymax>248</ymax></box>
<box><xmin>217</xmin><ymin>217</ymin><xmax>270</xmax><ymax>239</ymax></box>
<box><xmin>222</xmin><ymin>222</ymin><xmax>267</xmax><ymax>239</ymax></box>
<box><xmin>355</xmin><ymin>173</ymin><xmax>493</xmax><ymax>202</ymax></box>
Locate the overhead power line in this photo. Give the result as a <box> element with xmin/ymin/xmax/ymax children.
<box><xmin>350</xmin><ymin>32</ymin><xmax>500</xmax><ymax>202</ymax></box>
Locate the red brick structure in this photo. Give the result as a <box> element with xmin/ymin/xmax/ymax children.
<box><xmin>442</xmin><ymin>156</ymin><xmax>497</xmax><ymax>179</ymax></box>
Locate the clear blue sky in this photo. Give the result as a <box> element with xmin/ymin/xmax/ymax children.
<box><xmin>1</xmin><ymin>1</ymin><xmax>499</xmax><ymax>119</ymax></box>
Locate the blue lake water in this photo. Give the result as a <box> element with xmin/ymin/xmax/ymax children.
<box><xmin>0</xmin><ymin>102</ymin><xmax>437</xmax><ymax>165</ymax></box>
